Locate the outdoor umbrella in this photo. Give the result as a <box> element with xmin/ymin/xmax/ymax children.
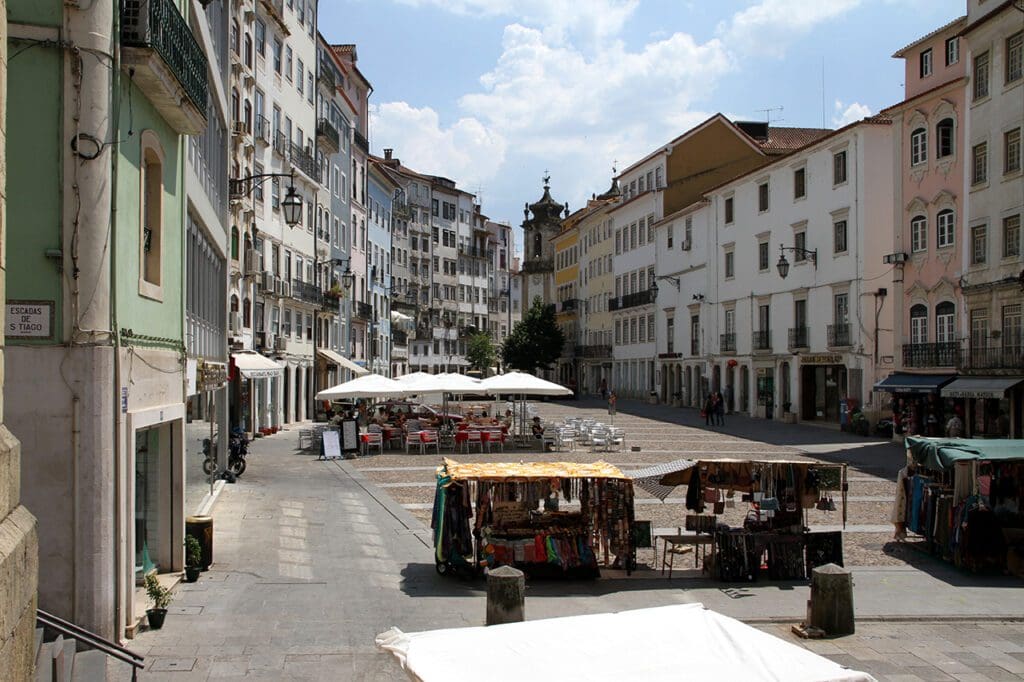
<box><xmin>480</xmin><ymin>372</ymin><xmax>572</xmax><ymax>442</ymax></box>
<box><xmin>629</xmin><ymin>459</ymin><xmax>698</xmax><ymax>500</ymax></box>
<box><xmin>315</xmin><ymin>374</ymin><xmax>411</xmax><ymax>401</ymax></box>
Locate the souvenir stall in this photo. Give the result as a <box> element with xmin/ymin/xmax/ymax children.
<box><xmin>432</xmin><ymin>458</ymin><xmax>636</xmax><ymax>578</ymax></box>
<box><xmin>893</xmin><ymin>437</ymin><xmax>1024</xmax><ymax>575</ymax></box>
<box><xmin>656</xmin><ymin>459</ymin><xmax>848</xmax><ymax>582</ymax></box>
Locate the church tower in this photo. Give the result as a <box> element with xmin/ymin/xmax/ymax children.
<box><xmin>520</xmin><ymin>174</ymin><xmax>567</xmax><ymax>312</ymax></box>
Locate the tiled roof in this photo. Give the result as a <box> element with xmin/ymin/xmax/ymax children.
<box><xmin>333</xmin><ymin>44</ymin><xmax>356</xmax><ymax>55</ymax></box>
<box><xmin>892</xmin><ymin>15</ymin><xmax>966</xmax><ymax>58</ymax></box>
<box><xmin>757</xmin><ymin>127</ymin><xmax>833</xmax><ymax>154</ymax></box>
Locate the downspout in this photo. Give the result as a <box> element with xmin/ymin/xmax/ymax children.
<box><xmin>108</xmin><ymin>8</ymin><xmax>123</xmax><ymax>636</ymax></box>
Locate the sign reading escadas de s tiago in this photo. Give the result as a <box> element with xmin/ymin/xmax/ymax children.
<box><xmin>6</xmin><ymin>301</ymin><xmax>54</xmax><ymax>339</ymax></box>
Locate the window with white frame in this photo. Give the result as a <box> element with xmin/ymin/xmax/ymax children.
<box><xmin>724</xmin><ymin>196</ymin><xmax>734</xmax><ymax>224</ymax></box>
<box><xmin>833</xmin><ymin>150</ymin><xmax>848</xmax><ymax>184</ymax></box>
<box><xmin>834</xmin><ymin>219</ymin><xmax>848</xmax><ymax>254</ymax></box>
<box><xmin>794</xmin><ymin>230</ymin><xmax>807</xmax><ymax>261</ymax></box>
<box><xmin>936</xmin><ymin>118</ymin><xmax>954</xmax><ymax>158</ymax></box>
<box><xmin>1005</xmin><ymin>214</ymin><xmax>1021</xmax><ymax>258</ymax></box>
<box><xmin>936</xmin><ymin>302</ymin><xmax>955</xmax><ymax>344</ymax></box>
<box><xmin>667</xmin><ymin>225</ymin><xmax>674</xmax><ymax>248</ymax></box>
<box><xmin>911</xmin><ymin>215</ymin><xmax>927</xmax><ymax>252</ymax></box>
<box><xmin>920</xmin><ymin>48</ymin><xmax>933</xmax><ymax>78</ymax></box>
<box><xmin>971</xmin><ymin>224</ymin><xmax>987</xmax><ymax>264</ymax></box>
<box><xmin>794</xmin><ymin>167</ymin><xmax>806</xmax><ymax>199</ymax></box>
<box><xmin>910</xmin><ymin>305</ymin><xmax>928</xmax><ymax>345</ymax></box>
<box><xmin>937</xmin><ymin>209</ymin><xmax>955</xmax><ymax>248</ymax></box>
<box><xmin>758</xmin><ymin>182</ymin><xmax>769</xmax><ymax>212</ymax></box>
<box><xmin>1005</xmin><ymin>128</ymin><xmax>1021</xmax><ymax>175</ymax></box>
<box><xmin>973</xmin><ymin>51</ymin><xmax>990</xmax><ymax>100</ymax></box>
<box><xmin>945</xmin><ymin>37</ymin><xmax>958</xmax><ymax>66</ymax></box>
<box><xmin>1007</xmin><ymin>32</ymin><xmax>1022</xmax><ymax>84</ymax></box>
<box><xmin>911</xmin><ymin>128</ymin><xmax>927</xmax><ymax>166</ymax></box>
<box><xmin>724</xmin><ymin>249</ymin><xmax>734</xmax><ymax>278</ymax></box>
<box><xmin>758</xmin><ymin>240</ymin><xmax>769</xmax><ymax>271</ymax></box>
<box><xmin>972</xmin><ymin>142</ymin><xmax>987</xmax><ymax>185</ymax></box>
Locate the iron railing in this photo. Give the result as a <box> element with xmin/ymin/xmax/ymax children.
<box><xmin>828</xmin><ymin>323</ymin><xmax>851</xmax><ymax>347</ymax></box>
<box><xmin>316</xmin><ymin>118</ymin><xmax>340</xmax><ymax>152</ymax></box>
<box><xmin>559</xmin><ymin>299</ymin><xmax>579</xmax><ymax>313</ymax></box>
<box><xmin>575</xmin><ymin>345</ymin><xmax>611</xmax><ymax>358</ymax></box>
<box><xmin>291</xmin><ymin>280</ymin><xmax>323</xmax><ymax>305</ymax></box>
<box><xmin>318</xmin><ymin>61</ymin><xmax>337</xmax><ymax>91</ymax></box>
<box><xmin>392</xmin><ymin>329</ymin><xmax>408</xmax><ymax>345</ymax></box>
<box><xmin>37</xmin><ymin>609</ymin><xmax>144</xmax><ymax>681</ymax></box>
<box><xmin>788</xmin><ymin>326</ymin><xmax>809</xmax><ymax>349</ymax></box>
<box><xmin>354</xmin><ymin>129</ymin><xmax>369</xmax><ymax>153</ymax></box>
<box><xmin>690</xmin><ymin>338</ymin><xmax>700</xmax><ymax>355</ymax></box>
<box><xmin>610</xmin><ymin>289</ymin><xmax>654</xmax><ymax>311</ymax></box>
<box><xmin>254</xmin><ymin>114</ymin><xmax>270</xmax><ymax>143</ymax></box>
<box><xmin>289</xmin><ymin>142</ymin><xmax>320</xmax><ymax>182</ymax></box>
<box><xmin>720</xmin><ymin>333</ymin><xmax>736</xmax><ymax>352</ymax></box>
<box><xmin>958</xmin><ymin>343</ymin><xmax>1024</xmax><ymax>372</ymax></box>
<box><xmin>273</xmin><ymin>130</ymin><xmax>288</xmax><ymax>156</ymax></box>
<box><xmin>753</xmin><ymin>330</ymin><xmax>771</xmax><ymax>351</ymax></box>
<box><xmin>121</xmin><ymin>0</ymin><xmax>209</xmax><ymax>113</ymax></box>
<box><xmin>902</xmin><ymin>342</ymin><xmax>959</xmax><ymax>368</ymax></box>
<box><xmin>353</xmin><ymin>301</ymin><xmax>373</xmax><ymax>319</ymax></box>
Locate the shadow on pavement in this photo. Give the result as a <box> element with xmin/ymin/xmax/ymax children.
<box><xmin>880</xmin><ymin>540</ymin><xmax>1024</xmax><ymax>587</ymax></box>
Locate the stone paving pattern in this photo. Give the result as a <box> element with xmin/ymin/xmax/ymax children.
<box><xmin>119</xmin><ymin>398</ymin><xmax>1024</xmax><ymax>681</ymax></box>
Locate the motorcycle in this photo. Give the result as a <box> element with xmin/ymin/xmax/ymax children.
<box><xmin>228</xmin><ymin>427</ymin><xmax>249</xmax><ymax>476</ymax></box>
<box><xmin>201</xmin><ymin>437</ymin><xmax>217</xmax><ymax>475</ymax></box>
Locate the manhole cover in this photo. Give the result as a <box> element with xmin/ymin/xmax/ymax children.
<box><xmin>150</xmin><ymin>658</ymin><xmax>197</xmax><ymax>672</ymax></box>
<box><xmin>169</xmin><ymin>606</ymin><xmax>203</xmax><ymax>615</ymax></box>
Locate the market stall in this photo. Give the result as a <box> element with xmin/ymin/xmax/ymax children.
<box><xmin>432</xmin><ymin>458</ymin><xmax>635</xmax><ymax>578</ymax></box>
<box><xmin>893</xmin><ymin>437</ymin><xmax>1024</xmax><ymax>575</ymax></box>
<box><xmin>650</xmin><ymin>458</ymin><xmax>848</xmax><ymax>581</ymax></box>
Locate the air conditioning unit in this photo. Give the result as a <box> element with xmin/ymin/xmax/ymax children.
<box><xmin>244</xmin><ymin>250</ymin><xmax>261</xmax><ymax>275</ymax></box>
<box><xmin>681</xmin><ymin>238</ymin><xmax>692</xmax><ymax>252</ymax></box>
<box><xmin>274</xmin><ymin>336</ymin><xmax>288</xmax><ymax>352</ymax></box>
<box><xmin>261</xmin><ymin>271</ymin><xmax>277</xmax><ymax>294</ymax></box>
<box><xmin>255</xmin><ymin>331</ymin><xmax>272</xmax><ymax>349</ymax></box>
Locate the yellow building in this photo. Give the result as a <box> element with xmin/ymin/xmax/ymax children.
<box><xmin>553</xmin><ymin>220</ymin><xmax>580</xmax><ymax>390</ymax></box>
<box><xmin>575</xmin><ymin>194</ymin><xmax>618</xmax><ymax>397</ymax></box>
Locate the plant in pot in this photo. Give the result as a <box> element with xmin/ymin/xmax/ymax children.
<box><xmin>184</xmin><ymin>535</ymin><xmax>202</xmax><ymax>582</ymax></box>
<box><xmin>144</xmin><ymin>573</ymin><xmax>172</xmax><ymax>630</ymax></box>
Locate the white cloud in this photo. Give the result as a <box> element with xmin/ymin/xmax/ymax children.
<box><xmin>832</xmin><ymin>100</ymin><xmax>872</xmax><ymax>127</ymax></box>
<box><xmin>718</xmin><ymin>0</ymin><xmax>864</xmax><ymax>58</ymax></box>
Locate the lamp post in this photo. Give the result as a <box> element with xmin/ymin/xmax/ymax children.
<box><xmin>775</xmin><ymin>244</ymin><xmax>818</xmax><ymax>279</ymax></box>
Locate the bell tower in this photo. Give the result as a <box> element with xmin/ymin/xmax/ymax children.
<box><xmin>520</xmin><ymin>174</ymin><xmax>567</xmax><ymax>312</ymax></box>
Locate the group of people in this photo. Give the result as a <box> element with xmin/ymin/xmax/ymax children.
<box><xmin>703</xmin><ymin>392</ymin><xmax>727</xmax><ymax>426</ymax></box>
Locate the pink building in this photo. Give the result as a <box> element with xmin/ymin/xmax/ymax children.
<box><xmin>876</xmin><ymin>16</ymin><xmax>968</xmax><ymax>436</ymax></box>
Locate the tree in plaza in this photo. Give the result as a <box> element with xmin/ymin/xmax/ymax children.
<box><xmin>466</xmin><ymin>330</ymin><xmax>497</xmax><ymax>376</ymax></box>
<box><xmin>501</xmin><ymin>296</ymin><xmax>565</xmax><ymax>372</ymax></box>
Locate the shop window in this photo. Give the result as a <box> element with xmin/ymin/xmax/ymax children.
<box><xmin>139</xmin><ymin>131</ymin><xmax>164</xmax><ymax>299</ymax></box>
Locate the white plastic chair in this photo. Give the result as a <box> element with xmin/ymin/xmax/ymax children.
<box><xmin>420</xmin><ymin>429</ymin><xmax>441</xmax><ymax>455</ymax></box>
<box><xmin>463</xmin><ymin>429</ymin><xmax>484</xmax><ymax>453</ymax></box>
<box><xmin>484</xmin><ymin>428</ymin><xmax>505</xmax><ymax>452</ymax></box>
<box><xmin>362</xmin><ymin>431</ymin><xmax>383</xmax><ymax>456</ymax></box>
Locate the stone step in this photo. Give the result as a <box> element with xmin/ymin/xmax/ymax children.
<box><xmin>70</xmin><ymin>649</ymin><xmax>107</xmax><ymax>682</ymax></box>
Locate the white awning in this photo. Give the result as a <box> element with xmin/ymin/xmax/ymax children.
<box><xmin>231</xmin><ymin>351</ymin><xmax>283</xmax><ymax>379</ymax></box>
<box><xmin>316</xmin><ymin>348</ymin><xmax>370</xmax><ymax>376</ymax></box>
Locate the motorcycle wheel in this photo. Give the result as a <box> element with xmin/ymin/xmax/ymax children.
<box><xmin>202</xmin><ymin>458</ymin><xmax>217</xmax><ymax>475</ymax></box>
<box><xmin>228</xmin><ymin>457</ymin><xmax>247</xmax><ymax>476</ymax></box>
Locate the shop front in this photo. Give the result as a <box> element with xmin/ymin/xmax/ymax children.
<box><xmin>185</xmin><ymin>360</ymin><xmax>228</xmax><ymax>513</ymax></box>
<box><xmin>229</xmin><ymin>351</ymin><xmax>284</xmax><ymax>436</ymax></box>
<box><xmin>754</xmin><ymin>365</ymin><xmax>774</xmax><ymax>419</ymax></box>
<box><xmin>940</xmin><ymin>377</ymin><xmax>1024</xmax><ymax>439</ymax></box>
<box><xmin>798</xmin><ymin>354</ymin><xmax>847</xmax><ymax>423</ymax></box>
<box><xmin>873</xmin><ymin>372</ymin><xmax>958</xmax><ymax>438</ymax></box>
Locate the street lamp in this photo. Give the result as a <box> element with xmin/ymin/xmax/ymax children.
<box><xmin>776</xmin><ymin>244</ymin><xmax>818</xmax><ymax>279</ymax></box>
<box><xmin>281</xmin><ymin>185</ymin><xmax>303</xmax><ymax>227</ymax></box>
<box><xmin>232</xmin><ymin>172</ymin><xmax>303</xmax><ymax>227</ymax></box>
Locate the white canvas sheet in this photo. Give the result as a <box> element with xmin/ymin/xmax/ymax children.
<box><xmin>315</xmin><ymin>374</ymin><xmax>410</xmax><ymax>400</ymax></box>
<box><xmin>376</xmin><ymin>603</ymin><xmax>875</xmax><ymax>682</ymax></box>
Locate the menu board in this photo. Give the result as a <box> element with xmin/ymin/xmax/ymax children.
<box><xmin>322</xmin><ymin>430</ymin><xmax>342</xmax><ymax>460</ymax></box>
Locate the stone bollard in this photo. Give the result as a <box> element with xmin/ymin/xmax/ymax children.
<box><xmin>808</xmin><ymin>563</ymin><xmax>854</xmax><ymax>636</ymax></box>
<box><xmin>486</xmin><ymin>565</ymin><xmax>525</xmax><ymax>626</ymax></box>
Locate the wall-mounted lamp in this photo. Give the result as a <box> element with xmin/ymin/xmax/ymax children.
<box><xmin>692</xmin><ymin>293</ymin><xmax>705</xmax><ymax>301</ymax></box>
<box><xmin>776</xmin><ymin>244</ymin><xmax>817</xmax><ymax>279</ymax></box>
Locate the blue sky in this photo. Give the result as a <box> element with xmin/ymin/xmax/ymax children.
<box><xmin>320</xmin><ymin>0</ymin><xmax>964</xmax><ymax>253</ymax></box>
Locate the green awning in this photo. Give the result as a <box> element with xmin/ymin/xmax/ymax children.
<box><xmin>906</xmin><ymin>436</ymin><xmax>1024</xmax><ymax>470</ymax></box>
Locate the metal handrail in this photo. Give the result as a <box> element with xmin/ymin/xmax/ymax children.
<box><xmin>37</xmin><ymin>609</ymin><xmax>144</xmax><ymax>680</ymax></box>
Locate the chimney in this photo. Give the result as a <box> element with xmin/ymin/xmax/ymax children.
<box><xmin>384</xmin><ymin>148</ymin><xmax>393</xmax><ymax>160</ymax></box>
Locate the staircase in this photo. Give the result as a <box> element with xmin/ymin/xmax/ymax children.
<box><xmin>34</xmin><ymin>610</ymin><xmax>144</xmax><ymax>681</ymax></box>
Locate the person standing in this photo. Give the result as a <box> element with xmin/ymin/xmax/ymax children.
<box><xmin>607</xmin><ymin>391</ymin><xmax>617</xmax><ymax>421</ymax></box>
<box><xmin>714</xmin><ymin>391</ymin><xmax>725</xmax><ymax>426</ymax></box>
<box><xmin>945</xmin><ymin>410</ymin><xmax>963</xmax><ymax>438</ymax></box>
<box><xmin>703</xmin><ymin>394</ymin><xmax>715</xmax><ymax>426</ymax></box>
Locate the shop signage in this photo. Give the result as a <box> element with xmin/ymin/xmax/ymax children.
<box><xmin>6</xmin><ymin>301</ymin><xmax>53</xmax><ymax>339</ymax></box>
<box><xmin>198</xmin><ymin>360</ymin><xmax>228</xmax><ymax>391</ymax></box>
<box><xmin>800</xmin><ymin>354</ymin><xmax>843</xmax><ymax>365</ymax></box>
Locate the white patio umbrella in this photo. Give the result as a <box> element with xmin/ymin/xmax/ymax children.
<box><xmin>315</xmin><ymin>373</ymin><xmax>411</xmax><ymax>401</ymax></box>
<box><xmin>480</xmin><ymin>372</ymin><xmax>572</xmax><ymax>442</ymax></box>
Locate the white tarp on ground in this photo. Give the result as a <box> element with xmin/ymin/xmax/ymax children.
<box><xmin>315</xmin><ymin>374</ymin><xmax>410</xmax><ymax>400</ymax></box>
<box><xmin>376</xmin><ymin>603</ymin><xmax>875</xmax><ymax>682</ymax></box>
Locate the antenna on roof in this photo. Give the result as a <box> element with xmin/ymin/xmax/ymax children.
<box><xmin>755</xmin><ymin>106</ymin><xmax>784</xmax><ymax>125</ymax></box>
<box><xmin>821</xmin><ymin>58</ymin><xmax>827</xmax><ymax>129</ymax></box>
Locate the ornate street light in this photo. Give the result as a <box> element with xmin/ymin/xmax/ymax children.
<box><xmin>776</xmin><ymin>244</ymin><xmax>818</xmax><ymax>279</ymax></box>
<box><xmin>280</xmin><ymin>185</ymin><xmax>303</xmax><ymax>227</ymax></box>
<box><xmin>230</xmin><ymin>171</ymin><xmax>303</xmax><ymax>228</ymax></box>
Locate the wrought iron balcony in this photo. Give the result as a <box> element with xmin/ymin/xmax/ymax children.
<box><xmin>609</xmin><ymin>289</ymin><xmax>654</xmax><ymax>311</ymax></box>
<box><xmin>291</xmin><ymin>279</ymin><xmax>323</xmax><ymax>306</ymax></box>
<box><xmin>316</xmin><ymin>118</ymin><xmax>340</xmax><ymax>153</ymax></box>
<box><xmin>392</xmin><ymin>329</ymin><xmax>408</xmax><ymax>346</ymax></box>
<box><xmin>353</xmin><ymin>301</ymin><xmax>373</xmax><ymax>320</ymax></box>
<box><xmin>254</xmin><ymin>114</ymin><xmax>271</xmax><ymax>144</ymax></box>
<box><xmin>522</xmin><ymin>258</ymin><xmax>553</xmax><ymax>274</ymax></box>
<box><xmin>720</xmin><ymin>333</ymin><xmax>736</xmax><ymax>353</ymax></box>
<box><xmin>752</xmin><ymin>330</ymin><xmax>771</xmax><ymax>351</ymax></box>
<box><xmin>903</xmin><ymin>342</ymin><xmax>959</xmax><ymax>368</ymax></box>
<box><xmin>575</xmin><ymin>345</ymin><xmax>612</xmax><ymax>359</ymax></box>
<box><xmin>318</xmin><ymin>61</ymin><xmax>337</xmax><ymax>91</ymax></box>
<box><xmin>289</xmin><ymin>142</ymin><xmax>320</xmax><ymax>183</ymax></box>
<box><xmin>120</xmin><ymin>0</ymin><xmax>208</xmax><ymax>134</ymax></box>
<box><xmin>828</xmin><ymin>323</ymin><xmax>852</xmax><ymax>347</ymax></box>
<box><xmin>458</xmin><ymin>244</ymin><xmax>491</xmax><ymax>259</ymax></box>
<box><xmin>559</xmin><ymin>299</ymin><xmax>579</xmax><ymax>313</ymax></box>
<box><xmin>788</xmin><ymin>326</ymin><xmax>810</xmax><ymax>349</ymax></box>
<box><xmin>273</xmin><ymin>130</ymin><xmax>288</xmax><ymax>157</ymax></box>
<box><xmin>353</xmin><ymin>129</ymin><xmax>369</xmax><ymax>154</ymax></box>
<box><xmin>958</xmin><ymin>343</ymin><xmax>1024</xmax><ymax>373</ymax></box>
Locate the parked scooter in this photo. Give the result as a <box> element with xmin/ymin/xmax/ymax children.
<box><xmin>228</xmin><ymin>427</ymin><xmax>249</xmax><ymax>476</ymax></box>
<box><xmin>201</xmin><ymin>438</ymin><xmax>217</xmax><ymax>475</ymax></box>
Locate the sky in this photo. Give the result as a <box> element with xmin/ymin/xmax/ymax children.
<box><xmin>319</xmin><ymin>0</ymin><xmax>966</xmax><ymax>254</ymax></box>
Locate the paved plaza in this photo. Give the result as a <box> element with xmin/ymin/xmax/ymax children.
<box><xmin>120</xmin><ymin>399</ymin><xmax>1024</xmax><ymax>681</ymax></box>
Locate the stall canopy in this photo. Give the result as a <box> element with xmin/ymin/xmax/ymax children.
<box><xmin>231</xmin><ymin>351</ymin><xmax>284</xmax><ymax>379</ymax></box>
<box><xmin>376</xmin><ymin>603</ymin><xmax>875</xmax><ymax>682</ymax></box>
<box><xmin>939</xmin><ymin>376</ymin><xmax>1024</xmax><ymax>399</ymax></box>
<box><xmin>315</xmin><ymin>374</ymin><xmax>410</xmax><ymax>401</ymax></box>
<box><xmin>906</xmin><ymin>436</ymin><xmax>1024</xmax><ymax>470</ymax></box>
<box><xmin>629</xmin><ymin>459</ymin><xmax>697</xmax><ymax>500</ymax></box>
<box><xmin>316</xmin><ymin>348</ymin><xmax>369</xmax><ymax>376</ymax></box>
<box><xmin>873</xmin><ymin>372</ymin><xmax>956</xmax><ymax>394</ymax></box>
<box><xmin>441</xmin><ymin>458</ymin><xmax>627</xmax><ymax>481</ymax></box>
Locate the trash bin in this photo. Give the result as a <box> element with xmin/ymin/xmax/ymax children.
<box><xmin>186</xmin><ymin>515</ymin><xmax>213</xmax><ymax>571</ymax></box>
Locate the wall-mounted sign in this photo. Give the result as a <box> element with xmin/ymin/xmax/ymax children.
<box><xmin>800</xmin><ymin>354</ymin><xmax>843</xmax><ymax>365</ymax></box>
<box><xmin>6</xmin><ymin>301</ymin><xmax>54</xmax><ymax>339</ymax></box>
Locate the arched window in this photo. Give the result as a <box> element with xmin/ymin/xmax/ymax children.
<box><xmin>911</xmin><ymin>127</ymin><xmax>927</xmax><ymax>165</ymax></box>
<box><xmin>533</xmin><ymin>231</ymin><xmax>542</xmax><ymax>258</ymax></box>
<box><xmin>911</xmin><ymin>215</ymin><xmax>928</xmax><ymax>252</ymax></box>
<box><xmin>936</xmin><ymin>118</ymin><xmax>954</xmax><ymax>158</ymax></box>
<box><xmin>935</xmin><ymin>302</ymin><xmax>955</xmax><ymax>344</ymax></box>
<box><xmin>910</xmin><ymin>304</ymin><xmax>928</xmax><ymax>345</ymax></box>
<box><xmin>242</xmin><ymin>297</ymin><xmax>251</xmax><ymax>328</ymax></box>
<box><xmin>936</xmin><ymin>209</ymin><xmax>955</xmax><ymax>248</ymax></box>
<box><xmin>231</xmin><ymin>226</ymin><xmax>239</xmax><ymax>260</ymax></box>
<box><xmin>243</xmin><ymin>100</ymin><xmax>252</xmax><ymax>134</ymax></box>
<box><xmin>139</xmin><ymin>130</ymin><xmax>164</xmax><ymax>298</ymax></box>
<box><xmin>230</xmin><ymin>295</ymin><xmax>239</xmax><ymax>313</ymax></box>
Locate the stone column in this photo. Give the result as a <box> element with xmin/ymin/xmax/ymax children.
<box><xmin>285</xmin><ymin>365</ymin><xmax>295</xmax><ymax>424</ymax></box>
<box><xmin>0</xmin><ymin>4</ymin><xmax>41</xmax><ymax>676</ymax></box>
<box><xmin>297</xmin><ymin>367</ymin><xmax>307</xmax><ymax>422</ymax></box>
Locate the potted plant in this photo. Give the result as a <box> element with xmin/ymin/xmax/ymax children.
<box><xmin>144</xmin><ymin>573</ymin><xmax>172</xmax><ymax>630</ymax></box>
<box><xmin>782</xmin><ymin>402</ymin><xmax>797</xmax><ymax>424</ymax></box>
<box><xmin>184</xmin><ymin>536</ymin><xmax>202</xmax><ymax>583</ymax></box>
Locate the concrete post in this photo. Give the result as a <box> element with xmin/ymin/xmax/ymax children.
<box><xmin>808</xmin><ymin>563</ymin><xmax>855</xmax><ymax>636</ymax></box>
<box><xmin>285</xmin><ymin>365</ymin><xmax>295</xmax><ymax>424</ymax></box>
<box><xmin>298</xmin><ymin>368</ymin><xmax>307</xmax><ymax>422</ymax></box>
<box><xmin>485</xmin><ymin>566</ymin><xmax>525</xmax><ymax>626</ymax></box>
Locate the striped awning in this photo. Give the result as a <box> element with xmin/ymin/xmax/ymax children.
<box><xmin>629</xmin><ymin>459</ymin><xmax>698</xmax><ymax>500</ymax></box>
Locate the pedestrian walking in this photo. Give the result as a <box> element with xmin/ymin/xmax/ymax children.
<box><xmin>714</xmin><ymin>391</ymin><xmax>725</xmax><ymax>426</ymax></box>
<box><xmin>703</xmin><ymin>394</ymin><xmax>714</xmax><ymax>426</ymax></box>
<box><xmin>607</xmin><ymin>391</ymin><xmax>617</xmax><ymax>424</ymax></box>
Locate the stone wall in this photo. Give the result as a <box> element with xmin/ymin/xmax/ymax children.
<box><xmin>0</xmin><ymin>3</ymin><xmax>41</xmax><ymax>678</ymax></box>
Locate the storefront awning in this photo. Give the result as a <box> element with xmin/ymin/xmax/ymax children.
<box><xmin>231</xmin><ymin>351</ymin><xmax>283</xmax><ymax>379</ymax></box>
<box><xmin>316</xmin><ymin>348</ymin><xmax>370</xmax><ymax>376</ymax></box>
<box><xmin>873</xmin><ymin>372</ymin><xmax>956</xmax><ymax>394</ymax></box>
<box><xmin>940</xmin><ymin>376</ymin><xmax>1024</xmax><ymax>399</ymax></box>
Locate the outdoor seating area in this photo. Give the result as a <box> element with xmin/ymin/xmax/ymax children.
<box><xmin>551</xmin><ymin>417</ymin><xmax>627</xmax><ymax>453</ymax></box>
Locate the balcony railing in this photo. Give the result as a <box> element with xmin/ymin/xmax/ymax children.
<box><xmin>902</xmin><ymin>342</ymin><xmax>959</xmax><ymax>368</ymax></box>
<box><xmin>609</xmin><ymin>289</ymin><xmax>654</xmax><ymax>311</ymax></box>
<box><xmin>559</xmin><ymin>299</ymin><xmax>579</xmax><ymax>313</ymax></box>
<box><xmin>392</xmin><ymin>329</ymin><xmax>408</xmax><ymax>346</ymax></box>
<box><xmin>353</xmin><ymin>301</ymin><xmax>373</xmax><ymax>320</ymax></box>
<box><xmin>316</xmin><ymin>118</ymin><xmax>340</xmax><ymax>153</ymax></box>
<box><xmin>291</xmin><ymin>279</ymin><xmax>323</xmax><ymax>306</ymax></box>
<box><xmin>273</xmin><ymin>130</ymin><xmax>288</xmax><ymax>156</ymax></box>
<box><xmin>827</xmin><ymin>323</ymin><xmax>851</xmax><ymax>347</ymax></box>
<box><xmin>120</xmin><ymin>0</ymin><xmax>209</xmax><ymax>133</ymax></box>
<box><xmin>959</xmin><ymin>343</ymin><xmax>1024</xmax><ymax>372</ymax></box>
<box><xmin>575</xmin><ymin>345</ymin><xmax>611</xmax><ymax>359</ymax></box>
<box><xmin>720</xmin><ymin>333</ymin><xmax>736</xmax><ymax>353</ymax></box>
<box><xmin>318</xmin><ymin>61</ymin><xmax>337</xmax><ymax>91</ymax></box>
<box><xmin>788</xmin><ymin>326</ymin><xmax>809</xmax><ymax>349</ymax></box>
<box><xmin>354</xmin><ymin>129</ymin><xmax>369</xmax><ymax>154</ymax></box>
<box><xmin>289</xmin><ymin>142</ymin><xmax>320</xmax><ymax>183</ymax></box>
<box><xmin>521</xmin><ymin>258</ymin><xmax>553</xmax><ymax>274</ymax></box>
<box><xmin>458</xmin><ymin>244</ymin><xmax>492</xmax><ymax>259</ymax></box>
<box><xmin>254</xmin><ymin>114</ymin><xmax>270</xmax><ymax>144</ymax></box>
<box><xmin>753</xmin><ymin>330</ymin><xmax>771</xmax><ymax>351</ymax></box>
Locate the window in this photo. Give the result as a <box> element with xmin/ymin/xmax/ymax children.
<box><xmin>758</xmin><ymin>182</ymin><xmax>769</xmax><ymax>212</ymax></box>
<box><xmin>231</xmin><ymin>227</ymin><xmax>239</xmax><ymax>260</ymax></box>
<box><xmin>972</xmin><ymin>142</ymin><xmax>988</xmax><ymax>185</ymax></box>
<box><xmin>936</xmin><ymin>118</ymin><xmax>954</xmax><ymax>158</ymax></box>
<box><xmin>724</xmin><ymin>196</ymin><xmax>734</xmax><ymax>224</ymax></box>
<box><xmin>285</xmin><ymin>46</ymin><xmax>293</xmax><ymax>81</ymax></box>
<box><xmin>1005</xmin><ymin>214</ymin><xmax>1021</xmax><ymax>258</ymax></box>
<box><xmin>937</xmin><ymin>209</ymin><xmax>955</xmax><ymax>248</ymax></box>
<box><xmin>254</xmin><ymin>20</ymin><xmax>265</xmax><ymax>58</ymax></box>
<box><xmin>910</xmin><ymin>304</ymin><xmax>928</xmax><ymax>345</ymax></box>
<box><xmin>911</xmin><ymin>215</ymin><xmax>927</xmax><ymax>253</ymax></box>
<box><xmin>945</xmin><ymin>37</ymin><xmax>958</xmax><ymax>66</ymax></box>
<box><xmin>834</xmin><ymin>219</ymin><xmax>848</xmax><ymax>254</ymax></box>
<box><xmin>910</xmin><ymin>128</ymin><xmax>927</xmax><ymax>166</ymax></box>
<box><xmin>667</xmin><ymin>225</ymin><xmax>674</xmax><ymax>249</ymax></box>
<box><xmin>936</xmin><ymin>302</ymin><xmax>955</xmax><ymax>344</ymax></box>
<box><xmin>431</xmin><ymin>199</ymin><xmax>439</xmax><ymax>217</ymax></box>
<box><xmin>973</xmin><ymin>50</ymin><xmax>989</xmax><ymax>100</ymax></box>
<box><xmin>614</xmin><ymin>320</ymin><xmax>621</xmax><ymax>344</ymax></box>
<box><xmin>1007</xmin><ymin>32</ymin><xmax>1023</xmax><ymax>84</ymax></box>
<box><xmin>724</xmin><ymin>250</ymin><xmax>734</xmax><ymax>278</ymax></box>
<box><xmin>972</xmin><ymin>224</ymin><xmax>987</xmax><ymax>264</ymax></box>
<box><xmin>834</xmin><ymin>293</ymin><xmax>849</xmax><ymax>325</ymax></box>
<box><xmin>758</xmin><ymin>241</ymin><xmax>769</xmax><ymax>271</ymax></box>
<box><xmin>919</xmin><ymin>48</ymin><xmax>933</xmax><ymax>78</ymax></box>
<box><xmin>833</xmin><ymin>150</ymin><xmax>848</xmax><ymax>184</ymax></box>
<box><xmin>139</xmin><ymin>132</ymin><xmax>164</xmax><ymax>297</ymax></box>
<box><xmin>1004</xmin><ymin>304</ymin><xmax>1022</xmax><ymax>349</ymax></box>
<box><xmin>1005</xmin><ymin>128</ymin><xmax>1021</xmax><ymax>175</ymax></box>
<box><xmin>970</xmin><ymin>309</ymin><xmax>989</xmax><ymax>350</ymax></box>
<box><xmin>296</xmin><ymin>59</ymin><xmax>304</xmax><ymax>94</ymax></box>
<box><xmin>795</xmin><ymin>231</ymin><xmax>807</xmax><ymax>260</ymax></box>
<box><xmin>793</xmin><ymin>167</ymin><xmax>806</xmax><ymax>199</ymax></box>
<box><xmin>273</xmin><ymin>39</ymin><xmax>282</xmax><ymax>74</ymax></box>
